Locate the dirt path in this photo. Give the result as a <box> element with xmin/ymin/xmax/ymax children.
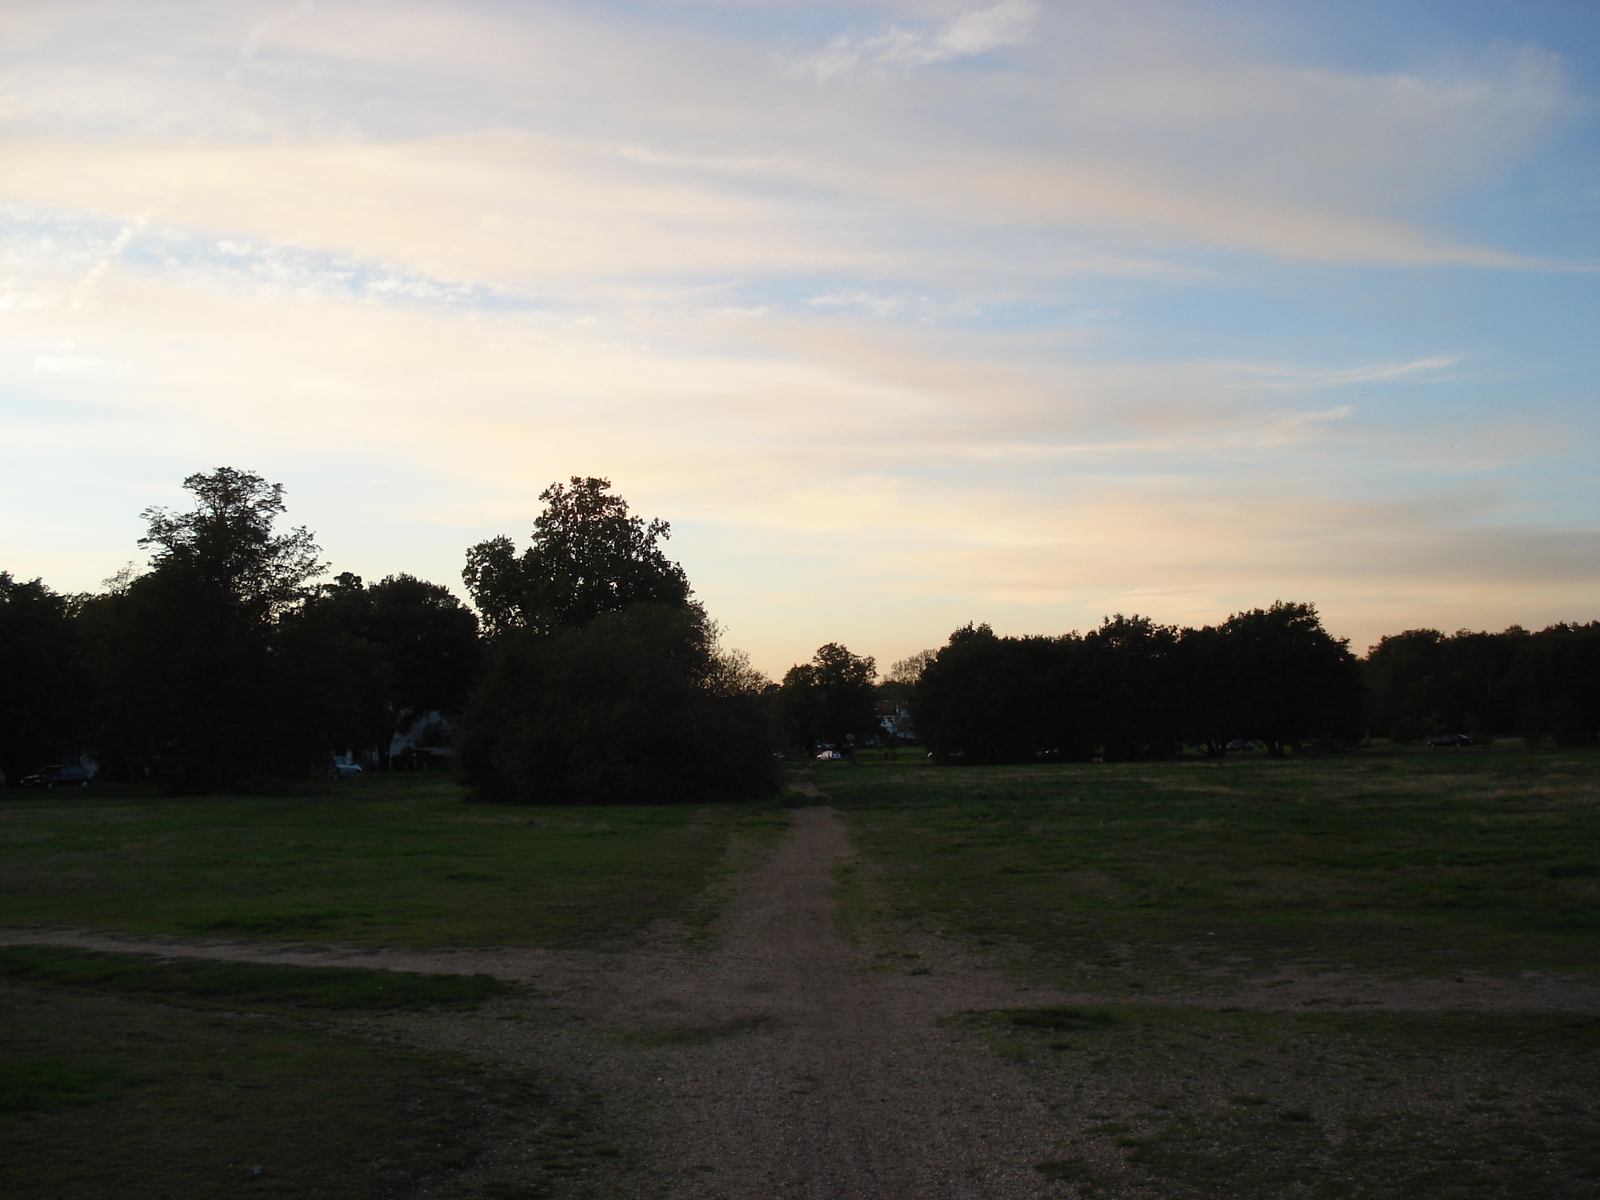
<box><xmin>5</xmin><ymin>805</ymin><xmax>1599</xmax><ymax>1198</ymax></box>
<box><xmin>556</xmin><ymin>803</ymin><xmax>1070</xmax><ymax>1198</ymax></box>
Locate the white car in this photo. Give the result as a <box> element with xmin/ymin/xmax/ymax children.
<box><xmin>815</xmin><ymin>750</ymin><xmax>843</xmax><ymax>761</ymax></box>
<box><xmin>331</xmin><ymin>758</ymin><xmax>363</xmax><ymax>779</ymax></box>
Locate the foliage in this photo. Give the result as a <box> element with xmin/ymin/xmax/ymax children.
<box><xmin>462</xmin><ymin>476</ymin><xmax>690</xmax><ymax>638</ymax></box>
<box><xmin>79</xmin><ymin>468</ymin><xmax>374</xmax><ymax>790</ymax></box>
<box><xmin>911</xmin><ymin>624</ymin><xmax>1087</xmax><ymax>763</ymax></box>
<box><xmin>1507</xmin><ymin>622</ymin><xmax>1600</xmax><ymax>746</ymax></box>
<box><xmin>1204</xmin><ymin>601</ymin><xmax>1365</xmax><ymax>756</ymax></box>
<box><xmin>137</xmin><ymin>466</ymin><xmax>324</xmax><ymax>618</ymax></box>
<box><xmin>458</xmin><ymin>478</ymin><xmax>776</xmax><ymax>803</ymax></box>
<box><xmin>909</xmin><ymin>603</ymin><xmax>1362</xmax><ymax>763</ymax></box>
<box><xmin>303</xmin><ymin>571</ymin><xmax>483</xmax><ymax>760</ymax></box>
<box><xmin>1366</xmin><ymin>622</ymin><xmax>1600</xmax><ymax>745</ymax></box>
<box><xmin>5</xmin><ymin>460</ymin><xmax>1594</xmax><ymax>790</ymax></box>
<box><xmin>0</xmin><ymin>573</ymin><xmax>85</xmax><ymax>781</ymax></box>
<box><xmin>776</xmin><ymin>642</ymin><xmax>882</xmax><ymax>752</ymax></box>
<box><xmin>459</xmin><ymin>603</ymin><xmax>777</xmax><ymax>804</ymax></box>
<box><xmin>1083</xmin><ymin>614</ymin><xmax>1186</xmax><ymax>758</ymax></box>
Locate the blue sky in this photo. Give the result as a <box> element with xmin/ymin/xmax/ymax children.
<box><xmin>1</xmin><ymin>0</ymin><xmax>1595</xmax><ymax>674</ymax></box>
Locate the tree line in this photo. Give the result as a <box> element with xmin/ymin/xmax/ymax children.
<box><xmin>901</xmin><ymin>612</ymin><xmax>1597</xmax><ymax>762</ymax></box>
<box><xmin>2</xmin><ymin>467</ymin><xmax>1595</xmax><ymax>797</ymax></box>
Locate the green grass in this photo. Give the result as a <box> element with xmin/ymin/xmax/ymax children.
<box><xmin>0</xmin><ymin>1058</ymin><xmax>126</xmax><ymax>1114</ymax></box>
<box><xmin>967</xmin><ymin>1003</ymin><xmax>1600</xmax><ymax>1199</ymax></box>
<box><xmin>0</xmin><ymin>945</ymin><xmax>505</xmax><ymax>1009</ymax></box>
<box><xmin>0</xmin><ymin>948</ymin><xmax>630</xmax><ymax>1199</ymax></box>
<box><xmin>0</xmin><ymin>774</ymin><xmax>790</xmax><ymax>947</ymax></box>
<box><xmin>821</xmin><ymin>745</ymin><xmax>1600</xmax><ymax>984</ymax></box>
<box><xmin>0</xmin><ymin>981</ymin><xmax>538</xmax><ymax>1198</ymax></box>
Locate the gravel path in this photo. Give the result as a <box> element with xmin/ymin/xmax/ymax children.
<box><xmin>5</xmin><ymin>804</ymin><xmax>1598</xmax><ymax>1198</ymax></box>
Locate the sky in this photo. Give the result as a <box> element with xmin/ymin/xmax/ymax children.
<box><xmin>2</xmin><ymin>0</ymin><xmax>1596</xmax><ymax>676</ymax></box>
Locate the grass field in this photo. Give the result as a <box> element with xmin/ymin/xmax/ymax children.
<box><xmin>3</xmin><ymin>750</ymin><xmax>1597</xmax><ymax>1197</ymax></box>
<box><xmin>0</xmin><ymin>948</ymin><xmax>604</xmax><ymax>1200</ymax></box>
<box><xmin>823</xmin><ymin>745</ymin><xmax>1600</xmax><ymax>988</ymax></box>
<box><xmin>968</xmin><ymin>1002</ymin><xmax>1600</xmax><ymax>1199</ymax></box>
<box><xmin>0</xmin><ymin>777</ymin><xmax>784</xmax><ymax>1196</ymax></box>
<box><xmin>826</xmin><ymin>746</ymin><xmax>1600</xmax><ymax>1197</ymax></box>
<box><xmin>0</xmin><ymin>774</ymin><xmax>791</xmax><ymax>946</ymax></box>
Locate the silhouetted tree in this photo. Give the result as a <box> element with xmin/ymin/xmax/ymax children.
<box><xmin>1365</xmin><ymin>626</ymin><xmax>1528</xmax><ymax>742</ymax></box>
<box><xmin>914</xmin><ymin>603</ymin><xmax>1364</xmax><ymax>763</ymax></box>
<box><xmin>1508</xmin><ymin>622</ymin><xmax>1600</xmax><ymax>746</ymax></box>
<box><xmin>1176</xmin><ymin>623</ymin><xmax>1234</xmax><ymax>757</ymax></box>
<box><xmin>84</xmin><ymin>468</ymin><xmax>373</xmax><ymax>790</ymax></box>
<box><xmin>457</xmin><ymin>479</ymin><xmax>776</xmax><ymax>802</ymax></box>
<box><xmin>1080</xmin><ymin>614</ymin><xmax>1183</xmax><ymax>760</ymax></box>
<box><xmin>1216</xmin><ymin>601</ymin><xmax>1364</xmax><ymax>755</ymax></box>
<box><xmin>462</xmin><ymin>477</ymin><xmax>690</xmax><ymax>638</ymax></box>
<box><xmin>0</xmin><ymin>573</ymin><xmax>85</xmax><ymax>782</ymax></box>
<box><xmin>911</xmin><ymin>625</ymin><xmax>1088</xmax><ymax>763</ymax></box>
<box><xmin>776</xmin><ymin>643</ymin><xmax>881</xmax><ymax>753</ymax></box>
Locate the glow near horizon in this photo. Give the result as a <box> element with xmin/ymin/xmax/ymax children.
<box><xmin>1</xmin><ymin>0</ymin><xmax>1596</xmax><ymax>676</ymax></box>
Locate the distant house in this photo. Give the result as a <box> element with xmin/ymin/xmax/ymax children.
<box><xmin>389</xmin><ymin>711</ymin><xmax>457</xmax><ymax>768</ymax></box>
<box><xmin>877</xmin><ymin>700</ymin><xmax>914</xmax><ymax>742</ymax></box>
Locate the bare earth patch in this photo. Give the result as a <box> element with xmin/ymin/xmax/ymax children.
<box><xmin>5</xmin><ymin>805</ymin><xmax>1598</xmax><ymax>1198</ymax></box>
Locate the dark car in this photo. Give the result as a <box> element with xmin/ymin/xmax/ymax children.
<box><xmin>20</xmin><ymin>764</ymin><xmax>94</xmax><ymax>788</ymax></box>
<box><xmin>1427</xmin><ymin>733</ymin><xmax>1476</xmax><ymax>747</ymax></box>
<box><xmin>1225</xmin><ymin>739</ymin><xmax>1256</xmax><ymax>752</ymax></box>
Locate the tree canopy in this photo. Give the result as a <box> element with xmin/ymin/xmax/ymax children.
<box><xmin>776</xmin><ymin>643</ymin><xmax>881</xmax><ymax>753</ymax></box>
<box><xmin>7</xmin><ymin>464</ymin><xmax>1599</xmax><ymax>796</ymax></box>
<box><xmin>909</xmin><ymin>603</ymin><xmax>1364</xmax><ymax>762</ymax></box>
<box><xmin>139</xmin><ymin>467</ymin><xmax>324</xmax><ymax>619</ymax></box>
<box><xmin>456</xmin><ymin>478</ymin><xmax>776</xmax><ymax>803</ymax></box>
<box><xmin>83</xmin><ymin>468</ymin><xmax>377</xmax><ymax>790</ymax></box>
<box><xmin>462</xmin><ymin>477</ymin><xmax>691</xmax><ymax>638</ymax></box>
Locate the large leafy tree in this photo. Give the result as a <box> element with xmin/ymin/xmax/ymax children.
<box><xmin>87</xmin><ymin>468</ymin><xmax>375</xmax><ymax>790</ymax></box>
<box><xmin>910</xmin><ymin>625</ymin><xmax>1093</xmax><ymax>764</ymax></box>
<box><xmin>1509</xmin><ymin>622</ymin><xmax>1600</xmax><ymax>746</ymax></box>
<box><xmin>1215</xmin><ymin>601</ymin><xmax>1365</xmax><ymax>755</ymax></box>
<box><xmin>1080</xmin><ymin>614</ymin><xmax>1184</xmax><ymax>760</ymax></box>
<box><xmin>463</xmin><ymin>477</ymin><xmax>691</xmax><ymax>638</ymax></box>
<box><xmin>457</xmin><ymin>478</ymin><xmax>775</xmax><ymax>803</ymax></box>
<box><xmin>139</xmin><ymin>467</ymin><xmax>323</xmax><ymax>618</ymax></box>
<box><xmin>1365</xmin><ymin>626</ymin><xmax>1529</xmax><ymax>742</ymax></box>
<box><xmin>776</xmin><ymin>643</ymin><xmax>882</xmax><ymax>753</ymax></box>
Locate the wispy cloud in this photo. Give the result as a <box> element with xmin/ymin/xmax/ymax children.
<box><xmin>795</xmin><ymin>1</ymin><xmax>1038</xmax><ymax>81</ymax></box>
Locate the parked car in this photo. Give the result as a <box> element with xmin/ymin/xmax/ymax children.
<box><xmin>815</xmin><ymin>750</ymin><xmax>843</xmax><ymax>761</ymax></box>
<box><xmin>20</xmin><ymin>764</ymin><xmax>93</xmax><ymax>788</ymax></box>
<box><xmin>1225</xmin><ymin>739</ymin><xmax>1255</xmax><ymax>752</ymax></box>
<box><xmin>1427</xmin><ymin>733</ymin><xmax>1476</xmax><ymax>747</ymax></box>
<box><xmin>330</xmin><ymin>758</ymin><xmax>363</xmax><ymax>778</ymax></box>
